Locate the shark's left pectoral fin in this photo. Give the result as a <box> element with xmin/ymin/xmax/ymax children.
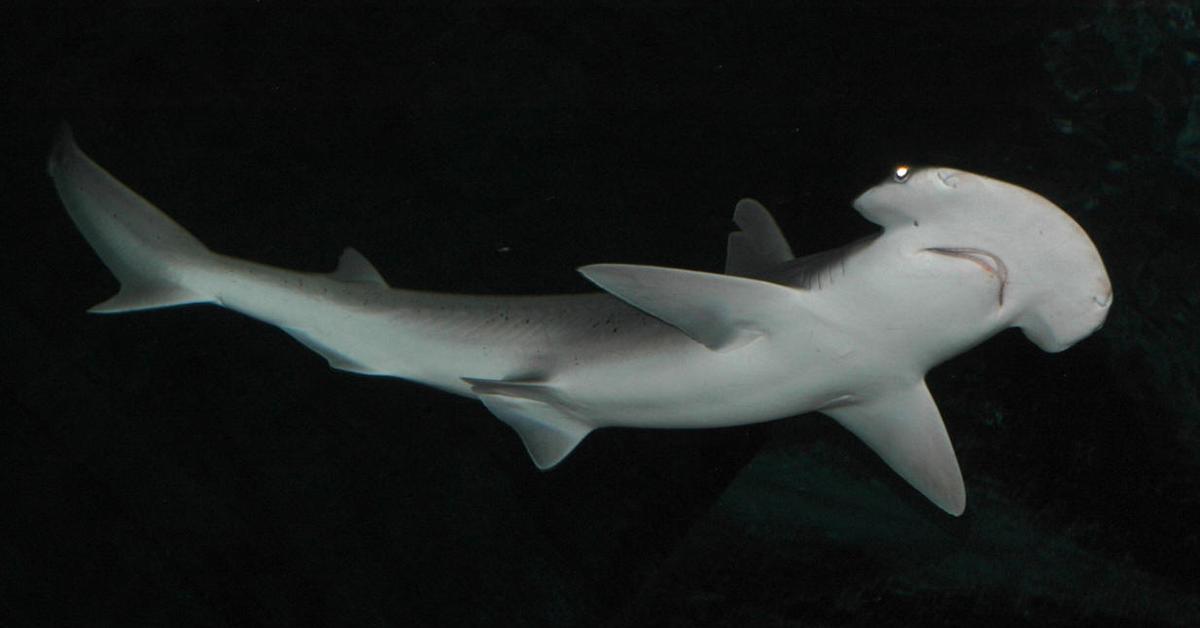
<box><xmin>822</xmin><ymin>381</ymin><xmax>966</xmax><ymax>516</ymax></box>
<box><xmin>578</xmin><ymin>264</ymin><xmax>814</xmax><ymax>351</ymax></box>
<box><xmin>464</xmin><ymin>378</ymin><xmax>593</xmax><ymax>470</ymax></box>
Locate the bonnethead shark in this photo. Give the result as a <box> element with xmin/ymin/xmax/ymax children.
<box><xmin>49</xmin><ymin>129</ymin><xmax>1112</xmax><ymax>515</ymax></box>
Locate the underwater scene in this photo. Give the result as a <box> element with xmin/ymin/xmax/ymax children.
<box><xmin>3</xmin><ymin>2</ymin><xmax>1199</xmax><ymax>626</ymax></box>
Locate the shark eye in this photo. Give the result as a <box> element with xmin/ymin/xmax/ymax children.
<box><xmin>892</xmin><ymin>165</ymin><xmax>912</xmax><ymax>183</ymax></box>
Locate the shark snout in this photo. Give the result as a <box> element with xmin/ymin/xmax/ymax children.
<box><xmin>1089</xmin><ymin>281</ymin><xmax>1113</xmax><ymax>331</ymax></box>
<box><xmin>1088</xmin><ymin>274</ymin><xmax>1113</xmax><ymax>322</ymax></box>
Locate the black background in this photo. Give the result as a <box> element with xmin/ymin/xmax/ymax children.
<box><xmin>3</xmin><ymin>2</ymin><xmax>1198</xmax><ymax>626</ymax></box>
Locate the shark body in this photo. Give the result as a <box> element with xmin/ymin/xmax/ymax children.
<box><xmin>50</xmin><ymin>129</ymin><xmax>1111</xmax><ymax>515</ymax></box>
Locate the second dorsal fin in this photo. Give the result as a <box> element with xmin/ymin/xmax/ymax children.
<box><xmin>332</xmin><ymin>247</ymin><xmax>387</xmax><ymax>286</ymax></box>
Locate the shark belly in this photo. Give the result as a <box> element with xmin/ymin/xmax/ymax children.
<box><xmin>551</xmin><ymin>342</ymin><xmax>829</xmax><ymax>430</ymax></box>
<box><xmin>197</xmin><ymin>261</ymin><xmax>841</xmax><ymax>430</ymax></box>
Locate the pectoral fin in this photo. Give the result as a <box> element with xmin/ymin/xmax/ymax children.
<box><xmin>463</xmin><ymin>378</ymin><xmax>593</xmax><ymax>470</ymax></box>
<box><xmin>577</xmin><ymin>264</ymin><xmax>813</xmax><ymax>352</ymax></box>
<box><xmin>822</xmin><ymin>381</ymin><xmax>966</xmax><ymax>516</ymax></box>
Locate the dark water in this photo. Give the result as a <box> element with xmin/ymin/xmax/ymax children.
<box><xmin>3</xmin><ymin>2</ymin><xmax>1198</xmax><ymax>626</ymax></box>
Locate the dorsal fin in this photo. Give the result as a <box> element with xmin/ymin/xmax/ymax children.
<box><xmin>332</xmin><ymin>247</ymin><xmax>387</xmax><ymax>286</ymax></box>
<box><xmin>725</xmin><ymin>198</ymin><xmax>794</xmax><ymax>277</ymax></box>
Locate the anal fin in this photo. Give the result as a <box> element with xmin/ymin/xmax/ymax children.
<box><xmin>88</xmin><ymin>281</ymin><xmax>213</xmax><ymax>313</ymax></box>
<box><xmin>463</xmin><ymin>377</ymin><xmax>593</xmax><ymax>470</ymax></box>
<box><xmin>281</xmin><ymin>325</ymin><xmax>382</xmax><ymax>375</ymax></box>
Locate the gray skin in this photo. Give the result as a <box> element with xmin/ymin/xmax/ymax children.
<box><xmin>50</xmin><ymin>128</ymin><xmax>1110</xmax><ymax>516</ymax></box>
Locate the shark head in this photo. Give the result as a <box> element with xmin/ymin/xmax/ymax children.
<box><xmin>853</xmin><ymin>166</ymin><xmax>1111</xmax><ymax>352</ymax></box>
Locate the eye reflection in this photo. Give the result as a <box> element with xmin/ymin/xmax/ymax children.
<box><xmin>893</xmin><ymin>165</ymin><xmax>911</xmax><ymax>183</ymax></box>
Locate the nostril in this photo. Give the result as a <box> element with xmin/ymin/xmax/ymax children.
<box><xmin>937</xmin><ymin>171</ymin><xmax>959</xmax><ymax>188</ymax></box>
<box><xmin>1093</xmin><ymin>292</ymin><xmax>1113</xmax><ymax>308</ymax></box>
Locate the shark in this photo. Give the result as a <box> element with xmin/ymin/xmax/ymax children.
<box><xmin>49</xmin><ymin>128</ymin><xmax>1112</xmax><ymax>516</ymax></box>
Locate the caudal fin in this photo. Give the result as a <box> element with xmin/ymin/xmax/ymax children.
<box><xmin>48</xmin><ymin>125</ymin><xmax>217</xmax><ymax>313</ymax></box>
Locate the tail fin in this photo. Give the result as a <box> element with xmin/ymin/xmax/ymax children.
<box><xmin>48</xmin><ymin>125</ymin><xmax>217</xmax><ymax>313</ymax></box>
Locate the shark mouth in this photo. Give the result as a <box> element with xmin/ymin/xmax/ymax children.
<box><xmin>924</xmin><ymin>247</ymin><xmax>1009</xmax><ymax>306</ymax></box>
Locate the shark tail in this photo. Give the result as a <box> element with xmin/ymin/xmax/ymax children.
<box><xmin>48</xmin><ymin>124</ymin><xmax>219</xmax><ymax>313</ymax></box>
